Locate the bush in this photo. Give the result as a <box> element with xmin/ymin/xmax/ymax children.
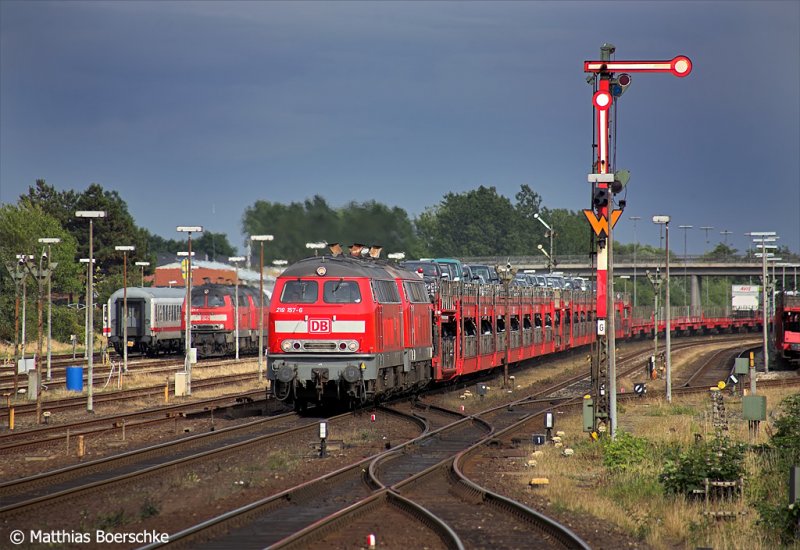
<box><xmin>757</xmin><ymin>500</ymin><xmax>800</xmax><ymax>545</ymax></box>
<box><xmin>601</xmin><ymin>431</ymin><xmax>650</xmax><ymax>471</ymax></box>
<box><xmin>659</xmin><ymin>437</ymin><xmax>746</xmax><ymax>496</ymax></box>
<box><xmin>755</xmin><ymin>394</ymin><xmax>800</xmax><ymax>543</ymax></box>
<box><xmin>771</xmin><ymin>394</ymin><xmax>800</xmax><ymax>464</ymax></box>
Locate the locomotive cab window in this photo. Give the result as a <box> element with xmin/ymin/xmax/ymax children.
<box><xmin>281</xmin><ymin>280</ymin><xmax>319</xmax><ymax>304</ymax></box>
<box><xmin>323</xmin><ymin>280</ymin><xmax>361</xmax><ymax>303</ymax></box>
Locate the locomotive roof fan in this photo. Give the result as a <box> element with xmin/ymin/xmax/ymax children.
<box><xmin>328</xmin><ymin>243</ymin><xmax>343</xmax><ymax>257</ymax></box>
<box><xmin>350</xmin><ymin>243</ymin><xmax>366</xmax><ymax>257</ymax></box>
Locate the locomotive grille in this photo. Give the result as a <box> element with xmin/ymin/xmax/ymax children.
<box><xmin>302</xmin><ymin>341</ymin><xmax>338</xmax><ymax>351</ymax></box>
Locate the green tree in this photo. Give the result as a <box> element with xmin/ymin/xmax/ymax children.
<box><xmin>704</xmin><ymin>243</ymin><xmax>737</xmax><ymax>259</ymax></box>
<box><xmin>0</xmin><ymin>202</ymin><xmax>81</xmax><ymax>344</ymax></box>
<box><xmin>192</xmin><ymin>232</ymin><xmax>236</xmax><ymax>262</ymax></box>
<box><xmin>242</xmin><ymin>196</ymin><xmax>422</xmax><ymax>263</ymax></box>
<box><xmin>21</xmin><ymin>178</ymin><xmax>79</xmax><ymax>229</ymax></box>
<box><xmin>542</xmin><ymin>208</ymin><xmax>593</xmax><ymax>258</ymax></box>
<box><xmin>338</xmin><ymin>201</ymin><xmax>420</xmax><ymax>258</ymax></box>
<box><xmin>416</xmin><ymin>186</ymin><xmax>525</xmax><ymax>256</ymax></box>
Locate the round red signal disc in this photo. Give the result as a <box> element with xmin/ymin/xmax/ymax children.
<box><xmin>671</xmin><ymin>55</ymin><xmax>693</xmax><ymax>77</ymax></box>
<box><xmin>592</xmin><ymin>90</ymin><xmax>612</xmax><ymax>110</ymax></box>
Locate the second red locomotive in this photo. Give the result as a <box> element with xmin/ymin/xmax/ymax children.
<box><xmin>181</xmin><ymin>283</ymin><xmax>270</xmax><ymax>358</ymax></box>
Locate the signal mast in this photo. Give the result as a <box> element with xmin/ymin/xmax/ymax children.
<box><xmin>583</xmin><ymin>44</ymin><xmax>692</xmax><ymax>437</ymax></box>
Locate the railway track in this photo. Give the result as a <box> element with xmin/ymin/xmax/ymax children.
<box><xmin>2</xmin><ymin>336</ymin><xmax>791</xmax><ymax>549</ymax></box>
<box><xmin>0</xmin><ymin>389</ymin><xmax>271</xmax><ymax>454</ymax></box>
<box><xmin>0</xmin><ymin>356</ymin><xmax>250</xmax><ymax>394</ymax></box>
<box><xmin>0</xmin><ymin>372</ymin><xmax>261</xmax><ymax>422</ymax></box>
<box><xmin>679</xmin><ymin>344</ymin><xmax>759</xmax><ymax>389</ymax></box>
<box><xmin>0</xmin><ymin>409</ymin><xmax>369</xmax><ymax>517</ymax></box>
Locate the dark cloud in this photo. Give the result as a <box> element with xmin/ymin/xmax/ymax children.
<box><xmin>1</xmin><ymin>1</ymin><xmax>797</xmax><ymax>253</ymax></box>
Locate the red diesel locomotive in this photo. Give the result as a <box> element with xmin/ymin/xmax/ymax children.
<box><xmin>267</xmin><ymin>245</ymin><xmax>432</xmax><ymax>408</ymax></box>
<box><xmin>775</xmin><ymin>292</ymin><xmax>800</xmax><ymax>364</ymax></box>
<box><xmin>181</xmin><ymin>283</ymin><xmax>270</xmax><ymax>358</ymax></box>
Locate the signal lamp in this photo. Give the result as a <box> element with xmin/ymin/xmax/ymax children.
<box><xmin>611</xmin><ymin>73</ymin><xmax>632</xmax><ymax>97</ymax></box>
<box><xmin>592</xmin><ymin>187</ymin><xmax>609</xmax><ymax>208</ymax></box>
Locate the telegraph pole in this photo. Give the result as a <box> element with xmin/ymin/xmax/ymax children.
<box><xmin>583</xmin><ymin>45</ymin><xmax>692</xmax><ymax>437</ymax></box>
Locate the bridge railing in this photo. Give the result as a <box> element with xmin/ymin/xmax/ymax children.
<box><xmin>460</xmin><ymin>254</ymin><xmax>768</xmax><ymax>268</ymax></box>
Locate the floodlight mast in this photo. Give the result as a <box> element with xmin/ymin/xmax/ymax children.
<box><xmin>177</xmin><ymin>225</ymin><xmax>202</xmax><ymax>395</ymax></box>
<box><xmin>114</xmin><ymin>245</ymin><xmax>135</xmax><ymax>374</ymax></box>
<box><xmin>228</xmin><ymin>256</ymin><xmax>246</xmax><ymax>360</ymax></box>
<box><xmin>584</xmin><ymin>45</ymin><xmax>691</xmax><ymax>438</ymax></box>
<box><xmin>251</xmin><ymin>235</ymin><xmax>274</xmax><ymax>383</ymax></box>
<box><xmin>135</xmin><ymin>261</ymin><xmax>150</xmax><ymax>287</ymax></box>
<box><xmin>38</xmin><ymin>238</ymin><xmax>60</xmax><ymax>382</ymax></box>
<box><xmin>652</xmin><ymin>216</ymin><xmax>672</xmax><ymax>403</ymax></box>
<box><xmin>305</xmin><ymin>242</ymin><xmax>326</xmax><ymax>256</ymax></box>
<box><xmin>76</xmin><ymin>210</ymin><xmax>106</xmax><ymax>413</ymax></box>
<box><xmin>533</xmin><ymin>213</ymin><xmax>554</xmax><ymax>272</ymax></box>
<box><xmin>748</xmin><ymin>231</ymin><xmax>778</xmax><ymax>374</ymax></box>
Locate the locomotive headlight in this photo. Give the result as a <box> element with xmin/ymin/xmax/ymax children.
<box><xmin>348</xmin><ymin>341</ymin><xmax>359</xmax><ymax>352</ymax></box>
<box><xmin>281</xmin><ymin>340</ymin><xmax>292</xmax><ymax>352</ymax></box>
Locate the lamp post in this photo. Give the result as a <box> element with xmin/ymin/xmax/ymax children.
<box><xmin>678</xmin><ymin>225</ymin><xmax>692</xmax><ymax>309</ymax></box>
<box><xmin>135</xmin><ymin>261</ymin><xmax>150</xmax><ymax>287</ymax></box>
<box><xmin>228</xmin><ymin>256</ymin><xmax>245</xmax><ymax>360</ymax></box>
<box><xmin>536</xmin><ymin>244</ymin><xmax>552</xmax><ymax>271</ymax></box>
<box><xmin>721</xmin><ymin>230</ymin><xmax>733</xmax><ymax>312</ymax></box>
<box><xmin>653</xmin><ymin>216</ymin><xmax>671</xmax><ymax>403</ymax></box>
<box><xmin>251</xmin><ymin>235</ymin><xmax>274</xmax><ymax>383</ymax></box>
<box><xmin>76</xmin><ymin>210</ymin><xmax>106</xmax><ymax>413</ymax></box>
<box><xmin>533</xmin><ymin>213</ymin><xmax>554</xmax><ymax>272</ymax></box>
<box><xmin>177</xmin><ymin>226</ymin><xmax>203</xmax><ymax>395</ymax></box>
<box><xmin>646</xmin><ymin>268</ymin><xmax>663</xmax><ymax>376</ymax></box>
<box><xmin>305</xmin><ymin>242</ymin><xmax>326</xmax><ymax>256</ymax></box>
<box><xmin>38</xmin><ymin>238</ymin><xmax>60</xmax><ymax>381</ymax></box>
<box><xmin>24</xmin><ymin>247</ymin><xmax>57</xmax><ymax>423</ymax></box>
<box><xmin>700</xmin><ymin>226</ymin><xmax>713</xmax><ymax>310</ymax></box>
<box><xmin>115</xmin><ymin>246</ymin><xmax>135</xmax><ymax>374</ymax></box>
<box><xmin>496</xmin><ymin>263</ymin><xmax>516</xmax><ymax>389</ymax></box>
<box><xmin>629</xmin><ymin>216</ymin><xmax>641</xmax><ymax>307</ymax></box>
<box><xmin>6</xmin><ymin>256</ymin><xmax>28</xmax><ymax>396</ymax></box>
<box><xmin>619</xmin><ymin>275</ymin><xmax>630</xmax><ymax>295</ymax></box>
<box><xmin>17</xmin><ymin>255</ymin><xmax>32</xmax><ymax>364</ymax></box>
<box><xmin>750</xmin><ymin>232</ymin><xmax>777</xmax><ymax>374</ymax></box>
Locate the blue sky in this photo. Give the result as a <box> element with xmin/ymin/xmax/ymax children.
<box><xmin>1</xmin><ymin>1</ymin><xmax>798</xmax><ymax>256</ymax></box>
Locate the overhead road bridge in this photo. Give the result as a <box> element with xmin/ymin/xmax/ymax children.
<box><xmin>462</xmin><ymin>255</ymin><xmax>770</xmax><ymax>311</ymax></box>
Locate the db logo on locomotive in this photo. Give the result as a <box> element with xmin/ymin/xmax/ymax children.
<box><xmin>309</xmin><ymin>319</ymin><xmax>331</xmax><ymax>333</ymax></box>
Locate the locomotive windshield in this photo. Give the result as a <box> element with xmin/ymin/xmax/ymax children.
<box><xmin>323</xmin><ymin>280</ymin><xmax>361</xmax><ymax>303</ymax></box>
<box><xmin>191</xmin><ymin>288</ymin><xmax>226</xmax><ymax>307</ymax></box>
<box><xmin>280</xmin><ymin>280</ymin><xmax>318</xmax><ymax>304</ymax></box>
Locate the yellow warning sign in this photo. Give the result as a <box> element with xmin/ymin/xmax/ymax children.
<box><xmin>583</xmin><ymin>209</ymin><xmax>623</xmax><ymax>237</ymax></box>
<box><xmin>181</xmin><ymin>258</ymin><xmax>189</xmax><ymax>280</ymax></box>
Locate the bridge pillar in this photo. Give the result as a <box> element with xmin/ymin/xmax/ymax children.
<box><xmin>691</xmin><ymin>274</ymin><xmax>701</xmax><ymax>314</ymax></box>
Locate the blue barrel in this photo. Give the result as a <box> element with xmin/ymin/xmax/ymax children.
<box><xmin>66</xmin><ymin>366</ymin><xmax>84</xmax><ymax>392</ymax></box>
